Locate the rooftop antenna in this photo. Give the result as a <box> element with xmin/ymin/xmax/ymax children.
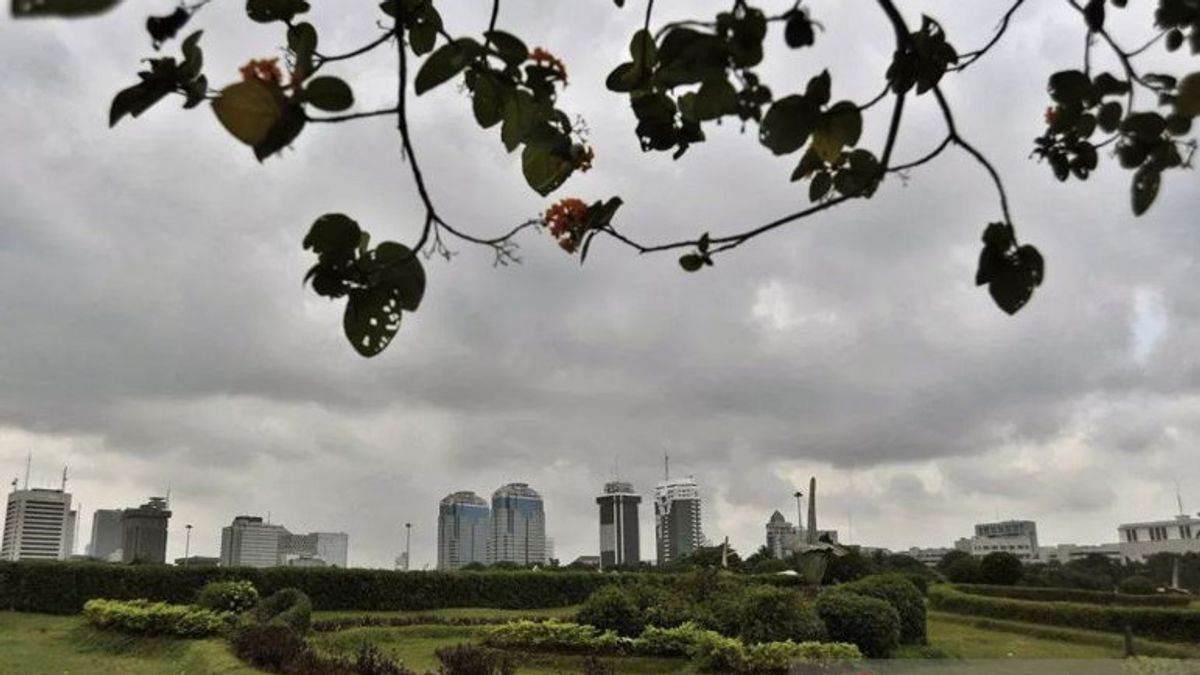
<box><xmin>1176</xmin><ymin>480</ymin><xmax>1185</xmax><ymax>516</ymax></box>
<box><xmin>9</xmin><ymin>477</ymin><xmax>17</xmax><ymax>491</ymax></box>
<box><xmin>165</xmin><ymin>484</ymin><xmax>172</xmax><ymax>509</ymax></box>
<box><xmin>23</xmin><ymin>451</ymin><xmax>31</xmax><ymax>490</ymax></box>
<box><xmin>61</xmin><ymin>466</ymin><xmax>68</xmax><ymax>492</ymax></box>
<box><xmin>664</xmin><ymin>453</ymin><xmax>670</xmax><ymax>481</ymax></box>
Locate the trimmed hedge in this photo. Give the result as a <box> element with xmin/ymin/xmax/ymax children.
<box><xmin>930</xmin><ymin>584</ymin><xmax>1200</xmax><ymax>643</ymax></box>
<box><xmin>953</xmin><ymin>583</ymin><xmax>1190</xmax><ymax>608</ymax></box>
<box><xmin>842</xmin><ymin>574</ymin><xmax>926</xmax><ymax>644</ymax></box>
<box><xmin>255</xmin><ymin>587</ymin><xmax>313</xmax><ymax>633</ymax></box>
<box><xmin>82</xmin><ymin>598</ymin><xmax>232</xmax><ymax>637</ymax></box>
<box><xmin>814</xmin><ymin>589</ymin><xmax>901</xmax><ymax>658</ymax></box>
<box><xmin>195</xmin><ymin>580</ymin><xmax>259</xmax><ymax>613</ymax></box>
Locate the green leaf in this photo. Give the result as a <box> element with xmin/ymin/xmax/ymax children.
<box><xmin>366</xmin><ymin>242</ymin><xmax>425</xmax><ymax>311</ymax></box>
<box><xmin>809</xmin><ymin>171</ymin><xmax>832</xmax><ymax>202</ymax></box>
<box><xmin>693</xmin><ymin>77</ymin><xmax>737</xmax><ymax>121</ymax></box>
<box><xmin>109</xmin><ymin>81</ymin><xmax>172</xmax><ymax>127</ymax></box>
<box><xmin>629</xmin><ymin>29</ymin><xmax>657</xmax><ymax>64</ymax></box>
<box><xmin>212</xmin><ymin>79</ymin><xmax>282</xmax><ymax>146</ymax></box>
<box><xmin>805</xmin><ymin>70</ymin><xmax>831</xmax><ymax>106</ymax></box>
<box><xmin>790</xmin><ymin>148</ymin><xmax>823</xmax><ymax>182</ymax></box>
<box><xmin>1174</xmin><ymin>72</ymin><xmax>1200</xmax><ymax>119</ymax></box>
<box><xmin>1048</xmin><ymin>70</ymin><xmax>1094</xmax><ymax>106</ymax></box>
<box><xmin>410</xmin><ymin>22</ymin><xmax>438</xmax><ymax>55</ymax></box>
<box><xmin>11</xmin><ymin>0</ymin><xmax>120</xmax><ymax>17</ymax></box>
<box><xmin>522</xmin><ymin>141</ymin><xmax>574</xmax><ymax>196</ymax></box>
<box><xmin>1131</xmin><ymin>166</ymin><xmax>1160</xmax><ymax>216</ymax></box>
<box><xmin>471</xmin><ymin>70</ymin><xmax>505</xmax><ymax>128</ymax></box>
<box><xmin>655</xmin><ymin>28</ymin><xmax>728</xmax><ymax>88</ymax></box>
<box><xmin>484</xmin><ymin>30</ymin><xmax>528</xmax><ymax>66</ymax></box>
<box><xmin>245</xmin><ymin>0</ymin><xmax>309</xmax><ymax>24</ymax></box>
<box><xmin>288</xmin><ymin>22</ymin><xmax>318</xmax><ymax>59</ymax></box>
<box><xmin>253</xmin><ymin>104</ymin><xmax>305</xmax><ymax>161</ymax></box>
<box><xmin>605</xmin><ymin>62</ymin><xmax>639</xmax><ymax>93</ymax></box>
<box><xmin>344</xmin><ymin>287</ymin><xmax>402</xmax><ymax>357</ymax></box>
<box><xmin>304</xmin><ymin>76</ymin><xmax>354</xmax><ymax>112</ymax></box>
<box><xmin>414</xmin><ymin>38</ymin><xmax>480</xmax><ymax>95</ymax></box>
<box><xmin>304</xmin><ymin>214</ymin><xmax>362</xmax><ymax>255</ymax></box>
<box><xmin>809</xmin><ymin>130</ymin><xmax>842</xmax><ymax>164</ymax></box>
<box><xmin>500</xmin><ymin>90</ymin><xmax>539</xmax><ymax>151</ymax></box>
<box><xmin>759</xmin><ymin>95</ymin><xmax>819</xmax><ymax>155</ymax></box>
<box><xmin>679</xmin><ymin>253</ymin><xmax>704</xmax><ymax>272</ymax></box>
<box><xmin>586</xmin><ymin>197</ymin><xmax>624</xmax><ymax>230</ymax></box>
<box><xmin>1097</xmin><ymin>101</ymin><xmax>1122</xmax><ymax>133</ymax></box>
<box><xmin>825</xmin><ymin>101</ymin><xmax>862</xmax><ymax>147</ymax></box>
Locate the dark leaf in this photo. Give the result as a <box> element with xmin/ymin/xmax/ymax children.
<box><xmin>1097</xmin><ymin>101</ymin><xmax>1122</xmax><ymax>132</ymax></box>
<box><xmin>344</xmin><ymin>287</ymin><xmax>402</xmax><ymax>357</ymax></box>
<box><xmin>212</xmin><ymin>79</ymin><xmax>283</xmax><ymax>146</ymax></box>
<box><xmin>692</xmin><ymin>76</ymin><xmax>737</xmax><ymax>121</ymax></box>
<box><xmin>1175</xmin><ymin>72</ymin><xmax>1200</xmax><ymax>118</ymax></box>
<box><xmin>1083</xmin><ymin>0</ymin><xmax>1105</xmax><ymax>32</ymax></box>
<box><xmin>304</xmin><ymin>213</ymin><xmax>362</xmax><ymax>255</ymax></box>
<box><xmin>253</xmin><ymin>104</ymin><xmax>306</xmax><ymax>161</ymax></box>
<box><xmin>522</xmin><ymin>140</ymin><xmax>574</xmax><ymax>196</ymax></box>
<box><xmin>759</xmin><ymin>95</ymin><xmax>819</xmax><ymax>155</ymax></box>
<box><xmin>288</xmin><ymin>22</ymin><xmax>318</xmax><ymax>59</ymax></box>
<box><xmin>1131</xmin><ymin>166</ymin><xmax>1160</xmax><ymax>216</ymax></box>
<box><xmin>484</xmin><ymin>30</ymin><xmax>528</xmax><ymax>66</ymax></box>
<box><xmin>304</xmin><ymin>76</ymin><xmax>354</xmax><ymax>112</ymax></box>
<box><xmin>1166</xmin><ymin>28</ymin><xmax>1184</xmax><ymax>52</ymax></box>
<box><xmin>809</xmin><ymin>170</ymin><xmax>832</xmax><ymax>202</ymax></box>
<box><xmin>414</xmin><ymin>38</ymin><xmax>480</xmax><ymax>95</ymax></box>
<box><xmin>146</xmin><ymin>7</ymin><xmax>190</xmax><ymax>49</ymax></box>
<box><xmin>500</xmin><ymin>89</ymin><xmax>540</xmax><ymax>151</ymax></box>
<box><xmin>679</xmin><ymin>253</ymin><xmax>704</xmax><ymax>272</ymax></box>
<box><xmin>245</xmin><ymin>0</ymin><xmax>309</xmax><ymax>24</ymax></box>
<box><xmin>12</xmin><ymin>0</ymin><xmax>120</xmax><ymax>17</ymax></box>
<box><xmin>366</xmin><ymin>242</ymin><xmax>425</xmax><ymax>311</ymax></box>
<box><xmin>790</xmin><ymin>148</ymin><xmax>824</xmax><ymax>182</ymax></box>
<box><xmin>981</xmin><ymin>221</ymin><xmax>1014</xmax><ymax>250</ymax></box>
<box><xmin>1048</xmin><ymin>70</ymin><xmax>1094</xmax><ymax>105</ymax></box>
<box><xmin>178</xmin><ymin>30</ymin><xmax>204</xmax><ymax>80</ymax></box>
<box><xmin>783</xmin><ymin>10</ymin><xmax>815</xmax><ymax>48</ymax></box>
<box><xmin>470</xmin><ymin>70</ymin><xmax>505</xmax><ymax>128</ymax></box>
<box><xmin>805</xmin><ymin>70</ymin><xmax>831</xmax><ymax>107</ymax></box>
<box><xmin>109</xmin><ymin>81</ymin><xmax>171</xmax><ymax>127</ymax></box>
<box><xmin>824</xmin><ymin>101</ymin><xmax>862</xmax><ymax>147</ymax></box>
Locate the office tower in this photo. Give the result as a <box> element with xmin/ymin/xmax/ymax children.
<box><xmin>654</xmin><ymin>475</ymin><xmax>702</xmax><ymax>565</ymax></box>
<box><xmin>219</xmin><ymin>515</ymin><xmax>287</xmax><ymax>567</ymax></box>
<box><xmin>597</xmin><ymin>481</ymin><xmax>641</xmax><ymax>569</ymax></box>
<box><xmin>281</xmin><ymin>531</ymin><xmax>349</xmax><ymax>567</ymax></box>
<box><xmin>438</xmin><ymin>491</ymin><xmax>491</xmax><ymax>570</ymax></box>
<box><xmin>1</xmin><ymin>487</ymin><xmax>74</xmax><ymax>561</ymax></box>
<box><xmin>969</xmin><ymin>519</ymin><xmax>1039</xmax><ymax>561</ymax></box>
<box><xmin>765</xmin><ymin>510</ymin><xmax>801</xmax><ymax>559</ymax></box>
<box><xmin>121</xmin><ymin>497</ymin><xmax>171</xmax><ymax>564</ymax></box>
<box><xmin>490</xmin><ymin>483</ymin><xmax>546</xmax><ymax>566</ymax></box>
<box><xmin>89</xmin><ymin>509</ymin><xmax>124</xmax><ymax>561</ymax></box>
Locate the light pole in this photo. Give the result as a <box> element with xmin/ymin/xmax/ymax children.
<box><xmin>184</xmin><ymin>524</ymin><xmax>192</xmax><ymax>565</ymax></box>
<box><xmin>404</xmin><ymin>523</ymin><xmax>411</xmax><ymax>571</ymax></box>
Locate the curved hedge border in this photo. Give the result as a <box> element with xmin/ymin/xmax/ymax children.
<box><xmin>954</xmin><ymin>583</ymin><xmax>1191</xmax><ymax>608</ymax></box>
<box><xmin>82</xmin><ymin>598</ymin><xmax>232</xmax><ymax>637</ymax></box>
<box><xmin>311</xmin><ymin>614</ymin><xmax>560</xmax><ymax>632</ymax></box>
<box><xmin>929</xmin><ymin>584</ymin><xmax>1200</xmax><ymax>643</ymax></box>
<box><xmin>0</xmin><ymin>561</ymin><xmax>808</xmax><ymax>615</ymax></box>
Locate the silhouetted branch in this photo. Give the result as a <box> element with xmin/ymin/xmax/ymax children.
<box><xmin>889</xmin><ymin>134</ymin><xmax>953</xmax><ymax>173</ymax></box>
<box><xmin>315</xmin><ymin>30</ymin><xmax>395</xmax><ymax>64</ymax></box>
<box><xmin>952</xmin><ymin>0</ymin><xmax>1027</xmax><ymax>72</ymax></box>
<box><xmin>307</xmin><ymin>107</ymin><xmax>399</xmax><ymax>123</ymax></box>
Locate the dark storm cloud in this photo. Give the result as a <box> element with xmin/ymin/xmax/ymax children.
<box><xmin>1</xmin><ymin>1</ymin><xmax>1198</xmax><ymax>564</ymax></box>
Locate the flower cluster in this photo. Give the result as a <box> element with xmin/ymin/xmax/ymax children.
<box><xmin>530</xmin><ymin>47</ymin><xmax>568</xmax><ymax>84</ymax></box>
<box><xmin>544</xmin><ymin>197</ymin><xmax>589</xmax><ymax>253</ymax></box>
<box><xmin>573</xmin><ymin>144</ymin><xmax>595</xmax><ymax>173</ymax></box>
<box><xmin>239</xmin><ymin>58</ymin><xmax>283</xmax><ymax>84</ymax></box>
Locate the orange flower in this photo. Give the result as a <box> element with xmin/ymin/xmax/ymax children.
<box><xmin>239</xmin><ymin>58</ymin><xmax>283</xmax><ymax>84</ymax></box>
<box><xmin>544</xmin><ymin>197</ymin><xmax>589</xmax><ymax>253</ymax></box>
<box><xmin>530</xmin><ymin>47</ymin><xmax>568</xmax><ymax>84</ymax></box>
<box><xmin>1044</xmin><ymin>106</ymin><xmax>1058</xmax><ymax>127</ymax></box>
<box><xmin>574</xmin><ymin>145</ymin><xmax>595</xmax><ymax>173</ymax></box>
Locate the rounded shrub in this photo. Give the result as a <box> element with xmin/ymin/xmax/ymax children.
<box><xmin>576</xmin><ymin>585</ymin><xmax>645</xmax><ymax>637</ymax></box>
<box><xmin>979</xmin><ymin>552</ymin><xmax>1024</xmax><ymax>586</ymax></box>
<box><xmin>735</xmin><ymin>585</ymin><xmax>827</xmax><ymax>644</ymax></box>
<box><xmin>1119</xmin><ymin>575</ymin><xmax>1158</xmax><ymax>596</ymax></box>
<box><xmin>255</xmin><ymin>587</ymin><xmax>313</xmax><ymax>634</ymax></box>
<box><xmin>843</xmin><ymin>574</ymin><xmax>926</xmax><ymax>644</ymax></box>
<box><xmin>230</xmin><ymin>622</ymin><xmax>307</xmax><ymax>670</ymax></box>
<box><xmin>815</xmin><ymin>589</ymin><xmax>900</xmax><ymax>658</ymax></box>
<box><xmin>195</xmin><ymin>580</ymin><xmax>258</xmax><ymax>613</ymax></box>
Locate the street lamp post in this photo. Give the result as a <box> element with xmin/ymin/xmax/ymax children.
<box><xmin>403</xmin><ymin>521</ymin><xmax>412</xmax><ymax>566</ymax></box>
<box><xmin>184</xmin><ymin>524</ymin><xmax>192</xmax><ymax>565</ymax></box>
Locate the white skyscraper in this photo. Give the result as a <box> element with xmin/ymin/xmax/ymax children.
<box><xmin>219</xmin><ymin>515</ymin><xmax>287</xmax><ymax>567</ymax></box>
<box><xmin>655</xmin><ymin>476</ymin><xmax>703</xmax><ymax>565</ymax></box>
<box><xmin>490</xmin><ymin>483</ymin><xmax>545</xmax><ymax>566</ymax></box>
<box><xmin>2</xmin><ymin>487</ymin><xmax>75</xmax><ymax>561</ymax></box>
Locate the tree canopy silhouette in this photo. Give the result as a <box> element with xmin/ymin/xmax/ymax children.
<box><xmin>13</xmin><ymin>0</ymin><xmax>1200</xmax><ymax>356</ymax></box>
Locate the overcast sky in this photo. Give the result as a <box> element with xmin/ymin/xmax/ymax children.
<box><xmin>2</xmin><ymin>1</ymin><xmax>1198</xmax><ymax>569</ymax></box>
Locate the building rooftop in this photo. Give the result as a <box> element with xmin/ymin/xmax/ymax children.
<box><xmin>494</xmin><ymin>483</ymin><xmax>541</xmax><ymax>499</ymax></box>
<box><xmin>441</xmin><ymin>491</ymin><xmax>488</xmax><ymax>507</ymax></box>
<box><xmin>603</xmin><ymin>481</ymin><xmax>636</xmax><ymax>495</ymax></box>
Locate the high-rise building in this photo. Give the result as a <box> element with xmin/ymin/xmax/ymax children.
<box><xmin>438</xmin><ymin>491</ymin><xmax>491</xmax><ymax>570</ymax></box>
<box><xmin>121</xmin><ymin>497</ymin><xmax>171</xmax><ymax>564</ymax></box>
<box><xmin>1</xmin><ymin>487</ymin><xmax>75</xmax><ymax>561</ymax></box>
<box><xmin>490</xmin><ymin>483</ymin><xmax>545</xmax><ymax>566</ymax></box>
<box><xmin>89</xmin><ymin>509</ymin><xmax>124</xmax><ymax>561</ymax></box>
<box><xmin>282</xmin><ymin>531</ymin><xmax>349</xmax><ymax>567</ymax></box>
<box><xmin>597</xmin><ymin>481</ymin><xmax>641</xmax><ymax>569</ymax></box>
<box><xmin>969</xmin><ymin>519</ymin><xmax>1039</xmax><ymax>560</ymax></box>
<box><xmin>765</xmin><ymin>510</ymin><xmax>800</xmax><ymax>559</ymax></box>
<box><xmin>219</xmin><ymin>516</ymin><xmax>287</xmax><ymax>567</ymax></box>
<box><xmin>654</xmin><ymin>476</ymin><xmax>702</xmax><ymax>565</ymax></box>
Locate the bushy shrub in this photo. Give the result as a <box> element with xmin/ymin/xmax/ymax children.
<box><xmin>690</xmin><ymin>630</ymin><xmax>746</xmax><ymax>673</ymax></box>
<box><xmin>483</xmin><ymin>620</ymin><xmax>621</xmax><ymax>653</ymax></box>
<box><xmin>814</xmin><ymin>589</ymin><xmax>900</xmax><ymax>658</ymax></box>
<box><xmin>256</xmin><ymin>587</ymin><xmax>313</xmax><ymax>634</ymax></box>
<box><xmin>196</xmin><ymin>580</ymin><xmax>259</xmax><ymax>613</ymax></box>
<box><xmin>1120</xmin><ymin>575</ymin><xmax>1159</xmax><ymax>596</ymax></box>
<box><xmin>640</xmin><ymin>587</ymin><xmax>697</xmax><ymax>628</ymax></box>
<box><xmin>575</xmin><ymin>585</ymin><xmax>645</xmax><ymax>637</ymax></box>
<box><xmin>631</xmin><ymin>622</ymin><xmax>708</xmax><ymax>657</ymax></box>
<box><xmin>732</xmin><ymin>585</ymin><xmax>826</xmax><ymax>644</ymax></box>
<box><xmin>953</xmin><ymin>583</ymin><xmax>1190</xmax><ymax>607</ymax></box>
<box><xmin>742</xmin><ymin>641</ymin><xmax>863</xmax><ymax>674</ymax></box>
<box><xmin>978</xmin><ymin>552</ymin><xmax>1024</xmax><ymax>586</ymax></box>
<box><xmin>82</xmin><ymin>598</ymin><xmax>231</xmax><ymax>638</ymax></box>
<box><xmin>843</xmin><ymin>574</ymin><xmax>926</xmax><ymax>644</ymax></box>
<box><xmin>230</xmin><ymin>622</ymin><xmax>307</xmax><ymax>671</ymax></box>
<box><xmin>434</xmin><ymin>644</ymin><xmax>516</xmax><ymax>675</ymax></box>
<box><xmin>929</xmin><ymin>584</ymin><xmax>1200</xmax><ymax>642</ymax></box>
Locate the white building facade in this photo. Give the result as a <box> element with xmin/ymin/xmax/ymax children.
<box><xmin>220</xmin><ymin>516</ymin><xmax>287</xmax><ymax>567</ymax></box>
<box><xmin>968</xmin><ymin>520</ymin><xmax>1039</xmax><ymax>561</ymax></box>
<box><xmin>655</xmin><ymin>477</ymin><xmax>703</xmax><ymax>565</ymax></box>
<box><xmin>1</xmin><ymin>488</ymin><xmax>75</xmax><ymax>561</ymax></box>
<box><xmin>1118</xmin><ymin>514</ymin><xmax>1200</xmax><ymax>562</ymax></box>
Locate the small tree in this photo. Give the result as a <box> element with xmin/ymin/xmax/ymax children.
<box><xmin>979</xmin><ymin>551</ymin><xmax>1025</xmax><ymax>586</ymax></box>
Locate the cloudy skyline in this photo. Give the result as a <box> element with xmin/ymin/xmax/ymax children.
<box><xmin>2</xmin><ymin>0</ymin><xmax>1198</xmax><ymax>568</ymax></box>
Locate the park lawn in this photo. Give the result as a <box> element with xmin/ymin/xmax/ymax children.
<box><xmin>312</xmin><ymin>604</ymin><xmax>582</xmax><ymax>622</ymax></box>
<box><xmin>0</xmin><ymin>611</ymin><xmax>263</xmax><ymax>675</ymax></box>
<box><xmin>908</xmin><ymin>614</ymin><xmax>1123</xmax><ymax>659</ymax></box>
<box><xmin>310</xmin><ymin>624</ymin><xmax>699</xmax><ymax>675</ymax></box>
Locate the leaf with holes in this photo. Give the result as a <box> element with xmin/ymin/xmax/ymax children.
<box><xmin>1132</xmin><ymin>166</ymin><xmax>1160</xmax><ymax>216</ymax></box>
<box><xmin>344</xmin><ymin>287</ymin><xmax>402</xmax><ymax>357</ymax></box>
<box><xmin>365</xmin><ymin>242</ymin><xmax>425</xmax><ymax>311</ymax></box>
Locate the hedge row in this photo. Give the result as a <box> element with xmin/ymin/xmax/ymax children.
<box><xmin>312</xmin><ymin>614</ymin><xmax>559</xmax><ymax>633</ymax></box>
<box><xmin>482</xmin><ymin>620</ymin><xmax>861</xmax><ymax>674</ymax></box>
<box><xmin>954</xmin><ymin>583</ymin><xmax>1191</xmax><ymax>607</ymax></box>
<box><xmin>0</xmin><ymin>561</ymin><xmax>803</xmax><ymax>615</ymax></box>
<box><xmin>81</xmin><ymin>598</ymin><xmax>232</xmax><ymax>638</ymax></box>
<box><xmin>929</xmin><ymin>584</ymin><xmax>1200</xmax><ymax>643</ymax></box>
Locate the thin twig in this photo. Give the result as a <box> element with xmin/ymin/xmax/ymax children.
<box><xmin>316</xmin><ymin>31</ymin><xmax>395</xmax><ymax>64</ymax></box>
<box><xmin>307</xmin><ymin>107</ymin><xmax>399</xmax><ymax>123</ymax></box>
<box><xmin>952</xmin><ymin>0</ymin><xmax>1026</xmax><ymax>72</ymax></box>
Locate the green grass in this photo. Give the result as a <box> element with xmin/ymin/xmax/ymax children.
<box><xmin>904</xmin><ymin>614</ymin><xmax>1121</xmax><ymax>659</ymax></box>
<box><xmin>927</xmin><ymin>612</ymin><xmax>1200</xmax><ymax>659</ymax></box>
<box><xmin>0</xmin><ymin>611</ymin><xmax>262</xmax><ymax>674</ymax></box>
<box><xmin>312</xmin><ymin>604</ymin><xmax>581</xmax><ymax>622</ymax></box>
<box><xmin>310</xmin><ymin>624</ymin><xmax>698</xmax><ymax>674</ymax></box>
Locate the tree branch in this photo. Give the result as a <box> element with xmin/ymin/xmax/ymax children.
<box><xmin>951</xmin><ymin>0</ymin><xmax>1026</xmax><ymax>72</ymax></box>
<box><xmin>307</xmin><ymin>107</ymin><xmax>399</xmax><ymax>123</ymax></box>
<box><xmin>316</xmin><ymin>30</ymin><xmax>395</xmax><ymax>64</ymax></box>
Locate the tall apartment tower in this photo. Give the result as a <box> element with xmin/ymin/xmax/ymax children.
<box><xmin>765</xmin><ymin>510</ymin><xmax>800</xmax><ymax>559</ymax></box>
<box><xmin>1</xmin><ymin>487</ymin><xmax>75</xmax><ymax>561</ymax></box>
<box><xmin>121</xmin><ymin>497</ymin><xmax>171</xmax><ymax>564</ymax></box>
<box><xmin>89</xmin><ymin>509</ymin><xmax>124</xmax><ymax>561</ymax></box>
<box><xmin>596</xmin><ymin>481</ymin><xmax>641</xmax><ymax>569</ymax></box>
<box><xmin>654</xmin><ymin>475</ymin><xmax>702</xmax><ymax>566</ymax></box>
<box><xmin>219</xmin><ymin>515</ymin><xmax>287</xmax><ymax>567</ymax></box>
<box><xmin>437</xmin><ymin>491</ymin><xmax>491</xmax><ymax>570</ymax></box>
<box><xmin>490</xmin><ymin>483</ymin><xmax>546</xmax><ymax>566</ymax></box>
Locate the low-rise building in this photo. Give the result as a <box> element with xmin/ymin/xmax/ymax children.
<box><xmin>1118</xmin><ymin>514</ymin><xmax>1200</xmax><ymax>563</ymax></box>
<box><xmin>1037</xmin><ymin>543</ymin><xmax>1122</xmax><ymax>563</ymax></box>
<box><xmin>968</xmin><ymin>520</ymin><xmax>1039</xmax><ymax>561</ymax></box>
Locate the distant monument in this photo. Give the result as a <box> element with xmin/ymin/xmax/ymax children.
<box><xmin>793</xmin><ymin>476</ymin><xmax>845</xmax><ymax>584</ymax></box>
